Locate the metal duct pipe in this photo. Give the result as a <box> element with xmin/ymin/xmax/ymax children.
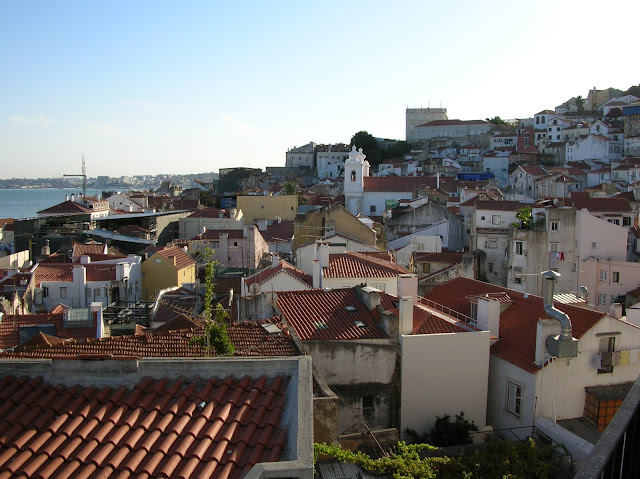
<box><xmin>542</xmin><ymin>270</ymin><xmax>572</xmax><ymax>341</ymax></box>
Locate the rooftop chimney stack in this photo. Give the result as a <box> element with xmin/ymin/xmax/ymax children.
<box><xmin>399</xmin><ymin>296</ymin><xmax>414</xmax><ymax>337</ymax></box>
<box><xmin>318</xmin><ymin>243</ymin><xmax>330</xmax><ymax>268</ymax></box>
<box><xmin>312</xmin><ymin>260</ymin><xmax>322</xmax><ymax>289</ymax></box>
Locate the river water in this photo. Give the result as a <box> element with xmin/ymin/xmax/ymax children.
<box><xmin>0</xmin><ymin>188</ymin><xmax>108</xmax><ymax>220</ymax></box>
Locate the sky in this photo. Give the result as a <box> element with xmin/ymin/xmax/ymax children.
<box><xmin>1</xmin><ymin>0</ymin><xmax>638</xmax><ymax>179</ymax></box>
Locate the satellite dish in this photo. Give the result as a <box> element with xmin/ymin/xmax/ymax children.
<box><xmin>248</xmin><ymin>283</ymin><xmax>261</xmax><ymax>295</ymax></box>
<box><xmin>266</xmin><ymin>291</ymin><xmax>277</xmax><ymax>306</ymax></box>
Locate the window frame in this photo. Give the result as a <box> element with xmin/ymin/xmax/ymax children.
<box><xmin>506</xmin><ymin>380</ymin><xmax>523</xmax><ymax>417</ymax></box>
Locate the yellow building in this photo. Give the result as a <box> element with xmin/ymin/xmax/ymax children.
<box><xmin>142</xmin><ymin>246</ymin><xmax>196</xmax><ymax>299</ymax></box>
<box><xmin>236</xmin><ymin>195</ymin><xmax>298</xmax><ymax>223</ymax></box>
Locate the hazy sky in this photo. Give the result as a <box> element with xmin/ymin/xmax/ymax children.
<box><xmin>1</xmin><ymin>0</ymin><xmax>638</xmax><ymax>179</ymax></box>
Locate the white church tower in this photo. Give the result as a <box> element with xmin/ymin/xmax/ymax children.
<box><xmin>343</xmin><ymin>145</ymin><xmax>369</xmax><ymax>215</ymax></box>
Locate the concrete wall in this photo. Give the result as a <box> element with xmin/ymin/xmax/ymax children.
<box><xmin>576</xmin><ymin>209</ymin><xmax>627</xmax><ymax>263</ymax></box>
<box><xmin>322</xmin><ymin>276</ymin><xmax>398</xmax><ymax>296</ymax></box>
<box><xmin>293</xmin><ymin>206</ymin><xmax>376</xmax><ymax>254</ymax></box>
<box><xmin>0</xmin><ymin>250</ymin><xmax>30</xmax><ymax>269</ymax></box>
<box><xmin>179</xmin><ymin>213</ymin><xmax>244</xmax><ymax>239</ymax></box>
<box><xmin>142</xmin><ymin>255</ymin><xmax>195</xmax><ymax>300</ymax></box>
<box><xmin>580</xmin><ymin>258</ymin><xmax>640</xmax><ymax>312</ymax></box>
<box><xmin>304</xmin><ymin>340</ymin><xmax>398</xmax><ymax>434</ymax></box>
<box><xmin>400</xmin><ymin>331</ymin><xmax>490</xmax><ymax>438</ymax></box>
<box><xmin>237</xmin><ymin>195</ymin><xmax>298</xmax><ymax>224</ymax></box>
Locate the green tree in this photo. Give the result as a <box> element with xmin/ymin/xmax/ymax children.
<box><xmin>282</xmin><ymin>181</ymin><xmax>297</xmax><ymax>195</ymax></box>
<box><xmin>350</xmin><ymin>131</ymin><xmax>384</xmax><ymax>166</ymax></box>
<box><xmin>513</xmin><ymin>206</ymin><xmax>533</xmax><ymax>230</ymax></box>
<box><xmin>485</xmin><ymin>116</ymin><xmax>509</xmax><ymax>126</ymax></box>
<box><xmin>191</xmin><ymin>248</ymin><xmax>235</xmax><ymax>356</ymax></box>
<box><xmin>406</xmin><ymin>412</ymin><xmax>478</xmax><ymax>447</ymax></box>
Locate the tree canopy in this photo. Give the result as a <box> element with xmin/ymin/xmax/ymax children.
<box><xmin>350</xmin><ymin>131</ymin><xmax>410</xmax><ymax>166</ymax></box>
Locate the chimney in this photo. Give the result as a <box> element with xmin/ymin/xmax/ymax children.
<box><xmin>41</xmin><ymin>240</ymin><xmax>50</xmax><ymax>256</ymax></box>
<box><xmin>65</xmin><ymin>195</ymin><xmax>69</xmax><ymax>201</ymax></box>
<box><xmin>610</xmin><ymin>303</ymin><xmax>623</xmax><ymax>319</ymax></box>
<box><xmin>91</xmin><ymin>302</ymin><xmax>105</xmax><ymax>338</ymax></box>
<box><xmin>312</xmin><ymin>260</ymin><xmax>322</xmax><ymax>289</ymax></box>
<box><xmin>73</xmin><ymin>265</ymin><xmax>87</xmax><ymax>308</ymax></box>
<box><xmin>318</xmin><ymin>243</ymin><xmax>330</xmax><ymax>268</ymax></box>
<box><xmin>476</xmin><ymin>296</ymin><xmax>500</xmax><ymax>337</ymax></box>
<box><xmin>272</xmin><ymin>253</ymin><xmax>279</xmax><ymax>267</ymax></box>
<box><xmin>397</xmin><ymin>274</ymin><xmax>418</xmax><ymax>304</ymax></box>
<box><xmin>399</xmin><ymin>296</ymin><xmax>413</xmax><ymax>336</ymax></box>
<box><xmin>355</xmin><ymin>285</ymin><xmax>381</xmax><ymax>310</ymax></box>
<box><xmin>71</xmin><ymin>194</ymin><xmax>75</xmax><ymax>202</ymax></box>
<box><xmin>80</xmin><ymin>255</ymin><xmax>91</xmax><ymax>264</ymax></box>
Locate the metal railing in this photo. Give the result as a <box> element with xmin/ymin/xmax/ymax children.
<box><xmin>417</xmin><ymin>296</ymin><xmax>475</xmax><ymax>326</ymax></box>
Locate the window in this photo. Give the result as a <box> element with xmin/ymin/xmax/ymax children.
<box><xmin>600</xmin><ymin>270</ymin><xmax>608</xmax><ymax>282</ymax></box>
<box><xmin>60</xmin><ymin>287</ymin><xmax>67</xmax><ymax>298</ymax></box>
<box><xmin>598</xmin><ymin>336</ymin><xmax>615</xmax><ymax>374</ymax></box>
<box><xmin>515</xmin><ymin>241</ymin><xmax>524</xmax><ymax>255</ymax></box>
<box><xmin>612</xmin><ymin>272</ymin><xmax>620</xmax><ymax>283</ymax></box>
<box><xmin>351</xmin><ymin>171</ymin><xmax>356</xmax><ymax>182</ymax></box>
<box><xmin>154</xmin><ymin>258</ymin><xmax>162</xmax><ymax>263</ymax></box>
<box><xmin>550</xmin><ymin>242</ymin><xmax>559</xmax><ymax>253</ymax></box>
<box><xmin>623</xmin><ymin>217</ymin><xmax>631</xmax><ymax>226</ymax></box>
<box><xmin>598</xmin><ymin>293</ymin><xmax>607</xmax><ymax>305</ymax></box>
<box><xmin>488</xmin><ymin>263</ymin><xmax>494</xmax><ymax>273</ymax></box>
<box><xmin>507</xmin><ymin>381</ymin><xmax>522</xmax><ymax>417</ymax></box>
<box><xmin>611</xmin><ymin>295</ymin><xmax>618</xmax><ymax>304</ymax></box>
<box><xmin>592</xmin><ymin>242</ymin><xmax>597</xmax><ymax>250</ymax></box>
<box><xmin>551</xmin><ymin>221</ymin><xmax>559</xmax><ymax>231</ymax></box>
<box><xmin>487</xmin><ymin>240</ymin><xmax>497</xmax><ymax>249</ymax></box>
<box><xmin>42</xmin><ymin>287</ymin><xmax>49</xmax><ymax>298</ymax></box>
<box><xmin>492</xmin><ymin>215</ymin><xmax>501</xmax><ymax>225</ymax></box>
<box><xmin>95</xmin><ymin>289</ymin><xmax>100</xmax><ymax>298</ymax></box>
<box><xmin>481</xmin><ymin>216</ymin><xmax>486</xmax><ymax>221</ymax></box>
<box><xmin>370</xmin><ymin>205</ymin><xmax>376</xmax><ymax>214</ymax></box>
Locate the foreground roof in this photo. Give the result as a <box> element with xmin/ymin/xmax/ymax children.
<box><xmin>0</xmin><ymin>364</ymin><xmax>292</xmax><ymax>479</ymax></box>
<box><xmin>423</xmin><ymin>277</ymin><xmax>607</xmax><ymax>373</ymax></box>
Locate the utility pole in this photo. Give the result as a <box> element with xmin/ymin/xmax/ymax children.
<box><xmin>63</xmin><ymin>155</ymin><xmax>87</xmax><ymax>200</ymax></box>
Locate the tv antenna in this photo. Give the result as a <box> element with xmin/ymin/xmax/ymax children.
<box><xmin>63</xmin><ymin>155</ymin><xmax>87</xmax><ymax>201</ymax></box>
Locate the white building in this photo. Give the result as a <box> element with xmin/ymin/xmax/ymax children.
<box><xmin>316</xmin><ymin>144</ymin><xmax>350</xmax><ymax>179</ymax></box>
<box><xmin>285</xmin><ymin>142</ymin><xmax>316</xmax><ymax>168</ymax></box>
<box><xmin>406</xmin><ymin>107</ymin><xmax>448</xmax><ymax>141</ymax></box>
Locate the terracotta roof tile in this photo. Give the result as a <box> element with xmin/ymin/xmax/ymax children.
<box><xmin>0</xmin><ymin>373</ymin><xmax>289</xmax><ymax>478</ymax></box>
<box><xmin>475</xmin><ymin>200</ymin><xmax>529</xmax><ymax>211</ymax></box>
<box><xmin>412</xmin><ymin>252</ymin><xmax>465</xmax><ymax>264</ymax></box>
<box><xmin>33</xmin><ymin>263</ymin><xmax>118</xmax><ymax>287</ymax></box>
<box><xmin>323</xmin><ymin>251</ymin><xmax>409</xmax><ymax>278</ymax></box>
<box><xmin>37</xmin><ymin>200</ymin><xmax>93</xmax><ymax>216</ymax></box>
<box><xmin>245</xmin><ymin>260</ymin><xmax>311</xmax><ymax>289</ymax></box>
<box><xmin>423</xmin><ymin>277</ymin><xmax>607</xmax><ymax>372</ymax></box>
<box><xmin>72</xmin><ymin>244</ymin><xmax>107</xmax><ymax>257</ymax></box>
<box><xmin>262</xmin><ymin>221</ymin><xmax>294</xmax><ymax>243</ymax></box>
<box><xmin>153</xmin><ymin>246</ymin><xmax>196</xmax><ymax>270</ymax></box>
<box><xmin>277</xmin><ymin>289</ymin><xmax>388</xmax><ymax>341</ymax></box>
<box><xmin>1</xmin><ymin>317</ymin><xmax>299</xmax><ymax>358</ymax></box>
<box><xmin>0</xmin><ymin>312</ymin><xmax>98</xmax><ymax>350</ymax></box>
<box><xmin>566</xmin><ymin>196</ymin><xmax>632</xmax><ymax>213</ymax></box>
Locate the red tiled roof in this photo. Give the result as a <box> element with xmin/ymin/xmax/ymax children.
<box><xmin>154</xmin><ymin>246</ymin><xmax>196</xmax><ymax>270</ymax></box>
<box><xmin>37</xmin><ymin>200</ymin><xmax>92</xmax><ymax>215</ymax></box>
<box><xmin>0</xmin><ymin>312</ymin><xmax>98</xmax><ymax>350</ymax></box>
<box><xmin>476</xmin><ymin>228</ymin><xmax>510</xmax><ymax>234</ymax></box>
<box><xmin>72</xmin><ymin>244</ymin><xmax>106</xmax><ymax>257</ymax></box>
<box><xmin>412</xmin><ymin>252</ymin><xmax>465</xmax><ymax>264</ymax></box>
<box><xmin>186</xmin><ymin>208</ymin><xmax>224</xmax><ymax>218</ymax></box>
<box><xmin>475</xmin><ymin>201</ymin><xmax>529</xmax><ymax>211</ymax></box>
<box><xmin>423</xmin><ymin>277</ymin><xmax>607</xmax><ymax>373</ymax></box>
<box><xmin>262</xmin><ymin>221</ymin><xmax>294</xmax><ymax>243</ymax></box>
<box><xmin>245</xmin><ymin>261</ymin><xmax>311</xmax><ymax>289</ymax></box>
<box><xmin>0</xmin><ymin>372</ymin><xmax>289</xmax><ymax>478</ymax></box>
<box><xmin>33</xmin><ymin>263</ymin><xmax>118</xmax><ymax>287</ymax></box>
<box><xmin>277</xmin><ymin>289</ymin><xmax>388</xmax><ymax>341</ymax></box>
<box><xmin>566</xmin><ymin>196</ymin><xmax>632</xmax><ymax>213</ymax></box>
<box><xmin>363</xmin><ymin>176</ymin><xmax>438</xmax><ymax>193</ymax></box>
<box><xmin>324</xmin><ymin>251</ymin><xmax>409</xmax><ymax>278</ymax></box>
<box><xmin>3</xmin><ymin>316</ymin><xmax>299</xmax><ymax>358</ymax></box>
